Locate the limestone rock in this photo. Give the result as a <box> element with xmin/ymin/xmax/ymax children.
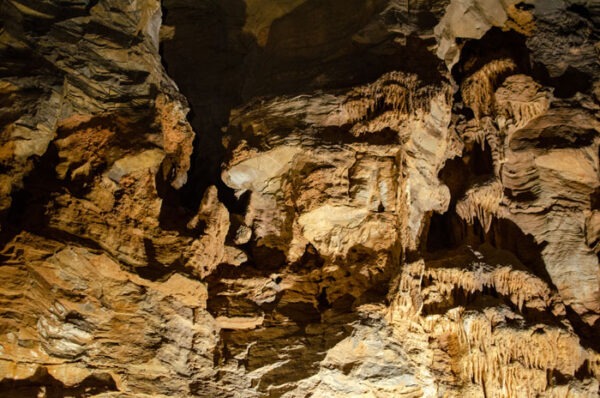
<box><xmin>0</xmin><ymin>0</ymin><xmax>599</xmax><ymax>397</ymax></box>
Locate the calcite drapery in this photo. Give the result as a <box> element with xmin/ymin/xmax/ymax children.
<box><xmin>0</xmin><ymin>0</ymin><xmax>598</xmax><ymax>397</ymax></box>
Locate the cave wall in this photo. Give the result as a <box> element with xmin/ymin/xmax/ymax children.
<box><xmin>0</xmin><ymin>0</ymin><xmax>599</xmax><ymax>397</ymax></box>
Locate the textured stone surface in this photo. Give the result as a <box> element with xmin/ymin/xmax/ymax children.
<box><xmin>0</xmin><ymin>0</ymin><xmax>599</xmax><ymax>397</ymax></box>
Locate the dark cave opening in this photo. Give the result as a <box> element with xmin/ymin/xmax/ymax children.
<box><xmin>469</xmin><ymin>142</ymin><xmax>495</xmax><ymax>177</ymax></box>
<box><xmin>0</xmin><ymin>139</ymin><xmax>61</xmax><ymax>252</ymax></box>
<box><xmin>451</xmin><ymin>28</ymin><xmax>531</xmax><ymax>83</ymax></box>
<box><xmin>425</xmin><ymin>140</ymin><xmax>495</xmax><ymax>253</ymax></box>
<box><xmin>425</xmin><ymin>211</ymin><xmax>463</xmax><ymax>252</ymax></box>
<box><xmin>451</xmin><ymin>7</ymin><xmax>596</xmax><ymax>99</ymax></box>
<box><xmin>531</xmin><ymin>63</ymin><xmax>593</xmax><ymax>98</ymax></box>
<box><xmin>426</xmin><ymin>210</ymin><xmax>553</xmax><ymax>288</ymax></box>
<box><xmin>160</xmin><ymin>0</ymin><xmax>253</xmax><ymax>213</ymax></box>
<box><xmin>425</xmin><ymin>139</ymin><xmax>552</xmax><ymax>288</ymax></box>
<box><xmin>159</xmin><ymin>0</ymin><xmax>446</xmax><ymax>215</ymax></box>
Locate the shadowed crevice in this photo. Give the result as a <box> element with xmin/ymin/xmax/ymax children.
<box><xmin>0</xmin><ymin>367</ymin><xmax>117</xmax><ymax>398</ymax></box>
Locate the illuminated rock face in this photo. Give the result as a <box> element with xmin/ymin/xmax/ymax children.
<box><xmin>0</xmin><ymin>0</ymin><xmax>598</xmax><ymax>397</ymax></box>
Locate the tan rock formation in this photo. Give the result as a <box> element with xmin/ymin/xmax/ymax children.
<box><xmin>0</xmin><ymin>0</ymin><xmax>598</xmax><ymax>397</ymax></box>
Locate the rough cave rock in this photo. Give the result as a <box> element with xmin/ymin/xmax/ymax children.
<box><xmin>0</xmin><ymin>0</ymin><xmax>599</xmax><ymax>397</ymax></box>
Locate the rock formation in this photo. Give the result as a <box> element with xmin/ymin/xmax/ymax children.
<box><xmin>0</xmin><ymin>0</ymin><xmax>598</xmax><ymax>396</ymax></box>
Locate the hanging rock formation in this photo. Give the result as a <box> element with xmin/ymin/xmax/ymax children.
<box><xmin>0</xmin><ymin>0</ymin><xmax>598</xmax><ymax>397</ymax></box>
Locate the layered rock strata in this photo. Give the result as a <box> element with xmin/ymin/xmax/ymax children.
<box><xmin>0</xmin><ymin>0</ymin><xmax>598</xmax><ymax>397</ymax></box>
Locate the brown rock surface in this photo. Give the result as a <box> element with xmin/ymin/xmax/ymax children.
<box><xmin>0</xmin><ymin>0</ymin><xmax>598</xmax><ymax>397</ymax></box>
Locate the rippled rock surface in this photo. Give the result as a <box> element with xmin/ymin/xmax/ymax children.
<box><xmin>0</xmin><ymin>0</ymin><xmax>598</xmax><ymax>397</ymax></box>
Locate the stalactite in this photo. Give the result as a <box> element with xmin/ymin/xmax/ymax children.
<box><xmin>461</xmin><ymin>59</ymin><xmax>517</xmax><ymax>119</ymax></box>
<box><xmin>387</xmin><ymin>256</ymin><xmax>594</xmax><ymax>397</ymax></box>
<box><xmin>2</xmin><ymin>1</ymin><xmax>599</xmax><ymax>396</ymax></box>
<box><xmin>494</xmin><ymin>74</ymin><xmax>551</xmax><ymax>134</ymax></box>
<box><xmin>455</xmin><ymin>179</ymin><xmax>504</xmax><ymax>232</ymax></box>
<box><xmin>343</xmin><ymin>71</ymin><xmax>447</xmax><ymax>126</ymax></box>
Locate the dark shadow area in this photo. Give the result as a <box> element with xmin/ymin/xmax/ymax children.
<box><xmin>0</xmin><ymin>113</ymin><xmax>195</xmax><ymax>282</ymax></box>
<box><xmin>160</xmin><ymin>0</ymin><xmax>446</xmax><ymax>214</ymax></box>
<box><xmin>204</xmin><ymin>239</ymin><xmax>394</xmax><ymax>395</ymax></box>
<box><xmin>525</xmin><ymin>1</ymin><xmax>599</xmax><ymax>98</ymax></box>
<box><xmin>508</xmin><ymin>122</ymin><xmax>599</xmax><ymax>151</ymax></box>
<box><xmin>425</xmin><ymin>212</ymin><xmax>463</xmax><ymax>252</ymax></box>
<box><xmin>161</xmin><ymin>0</ymin><xmax>256</xmax><ymax>212</ymax></box>
<box><xmin>452</xmin><ymin>28</ymin><xmax>531</xmax><ymax>82</ymax></box>
<box><xmin>451</xmin><ymin>28</ymin><xmax>532</xmax><ymax>120</ymax></box>
<box><xmin>531</xmin><ymin>64</ymin><xmax>592</xmax><ymax>98</ymax></box>
<box><xmin>574</xmin><ymin>360</ymin><xmax>595</xmax><ymax>382</ymax></box>
<box><xmin>515</xmin><ymin>2</ymin><xmax>534</xmax><ymax>12</ymax></box>
<box><xmin>155</xmin><ymin>168</ymin><xmax>197</xmax><ymax>234</ymax></box>
<box><xmin>438</xmin><ymin>157</ymin><xmax>470</xmax><ymax>204</ymax></box>
<box><xmin>567</xmin><ymin>3</ymin><xmax>594</xmax><ymax>21</ymax></box>
<box><xmin>0</xmin><ymin>367</ymin><xmax>117</xmax><ymax>398</ymax></box>
<box><xmin>426</xmin><ymin>144</ymin><xmax>551</xmax><ymax>287</ymax></box>
<box><xmin>591</xmin><ymin>186</ymin><xmax>600</xmax><ymax>211</ymax></box>
<box><xmin>564</xmin><ymin>305</ymin><xmax>600</xmax><ymax>353</ymax></box>
<box><xmin>491</xmin><ymin>218</ymin><xmax>552</xmax><ymax>285</ymax></box>
<box><xmin>425</xmin><ymin>145</ymin><xmax>494</xmax><ymax>253</ymax></box>
<box><xmin>0</xmin><ymin>143</ymin><xmax>60</xmax><ymax>255</ymax></box>
<box><xmin>0</xmin><ymin>0</ymin><xmax>94</xmax><ymax>41</ymax></box>
<box><xmin>136</xmin><ymin>237</ymin><xmax>195</xmax><ymax>281</ymax></box>
<box><xmin>469</xmin><ymin>142</ymin><xmax>495</xmax><ymax>176</ymax></box>
<box><xmin>426</xmin><ymin>212</ymin><xmax>552</xmax><ymax>287</ymax></box>
<box><xmin>250</xmin><ymin>244</ymin><xmax>288</xmax><ymax>271</ymax></box>
<box><xmin>289</xmin><ymin>243</ymin><xmax>325</xmax><ymax>273</ymax></box>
